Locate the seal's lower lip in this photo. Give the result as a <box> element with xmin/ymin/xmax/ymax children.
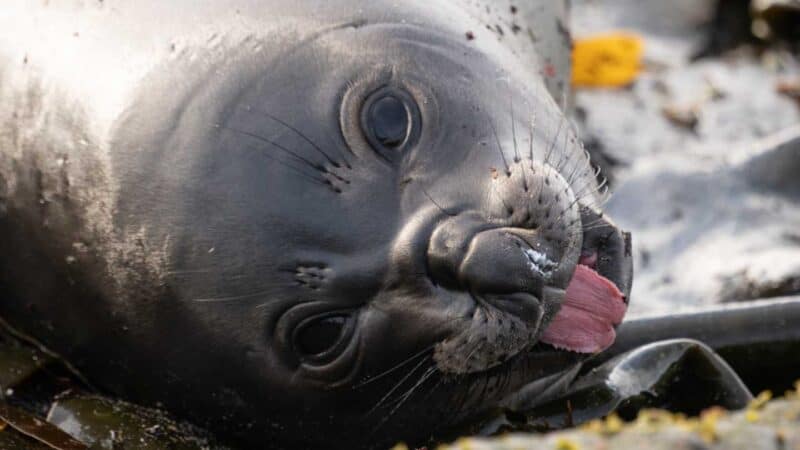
<box><xmin>482</xmin><ymin>286</ymin><xmax>565</xmax><ymax>324</ymax></box>
<box><xmin>483</xmin><ymin>293</ymin><xmax>542</xmax><ymax>323</ymax></box>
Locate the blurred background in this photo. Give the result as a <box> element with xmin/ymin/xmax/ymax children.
<box><xmin>570</xmin><ymin>0</ymin><xmax>800</xmax><ymax>314</ymax></box>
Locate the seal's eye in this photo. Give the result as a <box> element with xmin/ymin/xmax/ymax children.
<box><xmin>369</xmin><ymin>96</ymin><xmax>409</xmax><ymax>147</ymax></box>
<box><xmin>294</xmin><ymin>314</ymin><xmax>350</xmax><ymax>358</ymax></box>
<box><xmin>360</xmin><ymin>86</ymin><xmax>421</xmax><ymax>155</ymax></box>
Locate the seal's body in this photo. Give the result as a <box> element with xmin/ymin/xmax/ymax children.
<box><xmin>0</xmin><ymin>1</ymin><xmax>632</xmax><ymax>448</ymax></box>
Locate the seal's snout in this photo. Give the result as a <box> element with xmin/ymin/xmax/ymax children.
<box><xmin>426</xmin><ymin>214</ymin><xmax>571</xmax><ymax>323</ymax></box>
<box><xmin>428</xmin><ymin>212</ymin><xmax>578</xmax><ymax>374</ymax></box>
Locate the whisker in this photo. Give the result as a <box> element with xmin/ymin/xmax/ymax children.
<box><xmin>369</xmin><ymin>353</ymin><xmax>431</xmax><ymax>413</ymax></box>
<box><xmin>509</xmin><ymin>97</ymin><xmax>531</xmax><ymax>192</ymax></box>
<box><xmin>543</xmin><ymin>115</ymin><xmax>564</xmax><ymax>167</ymax></box>
<box><xmin>384</xmin><ymin>366</ymin><xmax>437</xmax><ymax>416</ymax></box>
<box><xmin>421</xmin><ymin>186</ymin><xmax>457</xmax><ymax>217</ymax></box>
<box><xmin>528</xmin><ymin>112</ymin><xmax>536</xmax><ymax>164</ymax></box>
<box><xmin>244</xmin><ymin>107</ymin><xmax>353</xmax><ymax>167</ymax></box>
<box><xmin>164</xmin><ymin>268</ymin><xmax>214</xmax><ymax>276</ymax></box>
<box><xmin>219</xmin><ymin>124</ymin><xmax>332</xmax><ymax>177</ymax></box>
<box><xmin>243</xmin><ymin>143</ymin><xmax>329</xmax><ymax>188</ymax></box>
<box><xmin>572</xmin><ymin>177</ymin><xmax>609</xmax><ymax>210</ymax></box>
<box><xmin>420</xmin><ymin>375</ymin><xmax>445</xmax><ymax>403</ymax></box>
<box><xmin>490</xmin><ymin>178</ymin><xmax>516</xmax><ymax>218</ymax></box>
<box><xmin>569</xmin><ymin>177</ymin><xmax>602</xmax><ymax>205</ymax></box>
<box><xmin>548</xmin><ymin>193</ymin><xmax>586</xmax><ymax>226</ymax></box>
<box><xmin>554</xmin><ymin>127</ymin><xmax>571</xmax><ymax>174</ymax></box>
<box><xmin>353</xmin><ymin>345</ymin><xmax>435</xmax><ymax>389</ymax></box>
<box><xmin>536</xmin><ymin>116</ymin><xmax>565</xmax><ymax>203</ymax></box>
<box><xmin>561</xmin><ymin>160</ymin><xmax>580</xmax><ymax>188</ymax></box>
<box><xmin>191</xmin><ymin>290</ymin><xmax>272</xmax><ymax>303</ymax></box>
<box><xmin>488</xmin><ymin>117</ymin><xmax>511</xmax><ymax>175</ymax></box>
<box><xmin>510</xmin><ymin>96</ymin><xmax>521</xmax><ymax>163</ymax></box>
<box><xmin>591</xmin><ymin>185</ymin><xmax>612</xmax><ymax>209</ymax></box>
<box><xmin>369</xmin><ymin>365</ymin><xmax>438</xmax><ymax>438</ymax></box>
<box><xmin>563</xmin><ymin>223</ymin><xmax>616</xmax><ymax>241</ymax></box>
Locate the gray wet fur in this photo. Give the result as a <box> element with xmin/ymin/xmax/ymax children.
<box><xmin>0</xmin><ymin>1</ymin><xmax>634</xmax><ymax>448</ymax></box>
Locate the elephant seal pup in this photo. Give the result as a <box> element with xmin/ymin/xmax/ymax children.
<box><xmin>0</xmin><ymin>1</ymin><xmax>632</xmax><ymax>448</ymax></box>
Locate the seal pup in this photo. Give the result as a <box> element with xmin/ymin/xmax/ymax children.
<box><xmin>0</xmin><ymin>1</ymin><xmax>631</xmax><ymax>448</ymax></box>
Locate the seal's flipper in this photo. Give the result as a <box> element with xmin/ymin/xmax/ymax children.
<box><xmin>499</xmin><ymin>339</ymin><xmax>752</xmax><ymax>431</ymax></box>
<box><xmin>497</xmin><ymin>299</ymin><xmax>800</xmax><ymax>431</ymax></box>
<box><xmin>603</xmin><ymin>297</ymin><xmax>800</xmax><ymax>393</ymax></box>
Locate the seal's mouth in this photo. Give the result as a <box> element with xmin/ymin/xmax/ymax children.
<box><xmin>427</xmin><ymin>206</ymin><xmax>632</xmax><ymax>374</ymax></box>
<box><xmin>539</xmin><ymin>254</ymin><xmax>627</xmax><ymax>353</ymax></box>
<box><xmin>539</xmin><ymin>208</ymin><xmax>633</xmax><ymax>354</ymax></box>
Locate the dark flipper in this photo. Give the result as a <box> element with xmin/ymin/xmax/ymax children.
<box><xmin>599</xmin><ymin>297</ymin><xmax>800</xmax><ymax>393</ymax></box>
<box><xmin>494</xmin><ymin>298</ymin><xmax>800</xmax><ymax>432</ymax></box>
<box><xmin>497</xmin><ymin>339</ymin><xmax>751</xmax><ymax>432</ymax></box>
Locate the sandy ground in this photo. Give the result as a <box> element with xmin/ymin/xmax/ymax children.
<box><xmin>572</xmin><ymin>0</ymin><xmax>800</xmax><ymax>314</ymax></box>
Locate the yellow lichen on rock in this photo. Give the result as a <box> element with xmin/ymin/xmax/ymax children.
<box><xmin>743</xmin><ymin>390</ymin><xmax>773</xmax><ymax>423</ymax></box>
<box><xmin>435</xmin><ymin>382</ymin><xmax>800</xmax><ymax>450</ymax></box>
<box><xmin>695</xmin><ymin>407</ymin><xmax>725</xmax><ymax>443</ymax></box>
<box><xmin>749</xmin><ymin>391</ymin><xmax>773</xmax><ymax>410</ymax></box>
<box><xmin>553</xmin><ymin>436</ymin><xmax>580</xmax><ymax>450</ymax></box>
<box><xmin>603</xmin><ymin>413</ymin><xmax>624</xmax><ymax>434</ymax></box>
<box><xmin>571</xmin><ymin>32</ymin><xmax>644</xmax><ymax>88</ymax></box>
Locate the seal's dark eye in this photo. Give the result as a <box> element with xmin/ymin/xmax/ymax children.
<box><xmin>369</xmin><ymin>95</ymin><xmax>409</xmax><ymax>147</ymax></box>
<box><xmin>360</xmin><ymin>86</ymin><xmax>421</xmax><ymax>155</ymax></box>
<box><xmin>295</xmin><ymin>314</ymin><xmax>348</xmax><ymax>357</ymax></box>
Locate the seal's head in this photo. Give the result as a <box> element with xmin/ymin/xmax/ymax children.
<box><xmin>71</xmin><ymin>3</ymin><xmax>633</xmax><ymax>449</ymax></box>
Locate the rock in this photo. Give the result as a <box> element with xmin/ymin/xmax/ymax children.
<box><xmin>438</xmin><ymin>390</ymin><xmax>800</xmax><ymax>450</ymax></box>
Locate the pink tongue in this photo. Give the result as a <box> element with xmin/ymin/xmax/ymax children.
<box><xmin>540</xmin><ymin>264</ymin><xmax>627</xmax><ymax>353</ymax></box>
